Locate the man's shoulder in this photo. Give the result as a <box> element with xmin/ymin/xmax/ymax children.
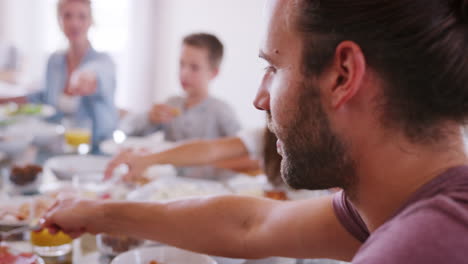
<box><xmin>353</xmin><ymin>193</ymin><xmax>468</xmax><ymax>263</ymax></box>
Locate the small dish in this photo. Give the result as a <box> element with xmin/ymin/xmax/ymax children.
<box><xmin>111</xmin><ymin>246</ymin><xmax>217</xmax><ymax>264</ymax></box>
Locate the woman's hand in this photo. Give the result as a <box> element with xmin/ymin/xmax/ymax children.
<box><xmin>67</xmin><ymin>70</ymin><xmax>97</xmax><ymax>96</ymax></box>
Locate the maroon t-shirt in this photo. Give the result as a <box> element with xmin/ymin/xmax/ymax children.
<box><xmin>333</xmin><ymin>166</ymin><xmax>468</xmax><ymax>263</ymax></box>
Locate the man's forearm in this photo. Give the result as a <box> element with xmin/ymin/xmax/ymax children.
<box><xmin>45</xmin><ymin>194</ymin><xmax>359</xmax><ymax>260</ymax></box>
<box><xmin>94</xmin><ymin>195</ymin><xmax>267</xmax><ymax>258</ymax></box>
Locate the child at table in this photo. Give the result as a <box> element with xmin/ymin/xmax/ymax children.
<box><xmin>120</xmin><ymin>33</ymin><xmax>241</xmax><ymax>179</ymax></box>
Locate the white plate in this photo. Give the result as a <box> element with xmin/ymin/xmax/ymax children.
<box><xmin>111</xmin><ymin>246</ymin><xmax>217</xmax><ymax>264</ymax></box>
<box><xmin>44</xmin><ymin>155</ymin><xmax>110</xmax><ymax>181</ymax></box>
<box><xmin>0</xmin><ymin>132</ymin><xmax>33</xmax><ymax>157</ymax></box>
<box><xmin>0</xmin><ymin>82</ymin><xmax>28</xmax><ymax>98</ymax></box>
<box><xmin>127</xmin><ymin>177</ymin><xmax>231</xmax><ymax>202</ymax></box>
<box><xmin>36</xmin><ymin>104</ymin><xmax>56</xmax><ymax>119</ymax></box>
<box><xmin>6</xmin><ymin>119</ymin><xmax>64</xmax><ymax>146</ymax></box>
<box><xmin>100</xmin><ymin>136</ymin><xmax>173</xmax><ymax>156</ymax></box>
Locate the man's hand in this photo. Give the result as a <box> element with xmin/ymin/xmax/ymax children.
<box><xmin>40</xmin><ymin>198</ymin><xmax>100</xmax><ymax>239</ymax></box>
<box><xmin>148</xmin><ymin>104</ymin><xmax>180</xmax><ymax>124</ymax></box>
<box><xmin>104</xmin><ymin>149</ymin><xmax>151</xmax><ymax>182</ymax></box>
<box><xmin>67</xmin><ymin>70</ymin><xmax>98</xmax><ymax>96</ymax></box>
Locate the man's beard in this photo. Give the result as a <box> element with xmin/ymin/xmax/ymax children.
<box><xmin>268</xmin><ymin>82</ymin><xmax>357</xmax><ymax>191</ymax></box>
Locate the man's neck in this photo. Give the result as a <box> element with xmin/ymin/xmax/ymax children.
<box><xmin>350</xmin><ymin>128</ymin><xmax>468</xmax><ymax>232</ymax></box>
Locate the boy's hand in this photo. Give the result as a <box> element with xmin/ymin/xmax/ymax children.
<box><xmin>149</xmin><ymin>104</ymin><xmax>180</xmax><ymax>124</ymax></box>
<box><xmin>104</xmin><ymin>149</ymin><xmax>151</xmax><ymax>183</ymax></box>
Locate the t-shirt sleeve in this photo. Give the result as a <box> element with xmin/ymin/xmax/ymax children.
<box><xmin>352</xmin><ymin>196</ymin><xmax>468</xmax><ymax>263</ymax></box>
<box><xmin>332</xmin><ymin>191</ymin><xmax>370</xmax><ymax>243</ymax></box>
<box><xmin>237</xmin><ymin>127</ymin><xmax>265</xmax><ymax>159</ymax></box>
<box><xmin>216</xmin><ymin>101</ymin><xmax>241</xmax><ymax>137</ymax></box>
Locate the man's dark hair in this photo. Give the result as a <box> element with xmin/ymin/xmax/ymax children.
<box><xmin>183</xmin><ymin>33</ymin><xmax>224</xmax><ymax>69</ymax></box>
<box><xmin>294</xmin><ymin>0</ymin><xmax>468</xmax><ymax>142</ymax></box>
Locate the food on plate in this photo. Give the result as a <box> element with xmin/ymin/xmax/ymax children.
<box><xmin>264</xmin><ymin>190</ymin><xmax>288</xmax><ymax>201</ymax></box>
<box><xmin>0</xmin><ymin>197</ymin><xmax>53</xmax><ymax>225</ymax></box>
<box><xmin>97</xmin><ymin>234</ymin><xmax>144</xmax><ymax>256</ymax></box>
<box><xmin>10</xmin><ymin>165</ymin><xmax>42</xmax><ymax>186</ymax></box>
<box><xmin>0</xmin><ymin>202</ymin><xmax>30</xmax><ymax>223</ymax></box>
<box><xmin>8</xmin><ymin>104</ymin><xmax>43</xmax><ymax>116</ymax></box>
<box><xmin>132</xmin><ymin>176</ymin><xmax>151</xmax><ymax>186</ymax></box>
<box><xmin>149</xmin><ymin>182</ymin><xmax>225</xmax><ymax>201</ymax></box>
<box><xmin>0</xmin><ymin>245</ymin><xmax>42</xmax><ymax>264</ymax></box>
<box><xmin>149</xmin><ymin>261</ymin><xmax>161</xmax><ymax>264</ymax></box>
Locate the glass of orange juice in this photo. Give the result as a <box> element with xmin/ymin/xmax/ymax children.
<box><xmin>63</xmin><ymin>117</ymin><xmax>92</xmax><ymax>154</ymax></box>
<box><xmin>30</xmin><ymin>197</ymin><xmax>74</xmax><ymax>257</ymax></box>
<box><xmin>30</xmin><ymin>228</ymin><xmax>73</xmax><ymax>257</ymax></box>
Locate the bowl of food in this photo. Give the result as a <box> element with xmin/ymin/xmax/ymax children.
<box><xmin>111</xmin><ymin>246</ymin><xmax>217</xmax><ymax>264</ymax></box>
<box><xmin>97</xmin><ymin>233</ymin><xmax>145</xmax><ymax>257</ymax></box>
<box><xmin>44</xmin><ymin>155</ymin><xmax>110</xmax><ymax>181</ymax></box>
<box><xmin>126</xmin><ymin>177</ymin><xmax>230</xmax><ymax>202</ymax></box>
<box><xmin>7</xmin><ymin>164</ymin><xmax>43</xmax><ymax>195</ymax></box>
<box><xmin>0</xmin><ymin>245</ymin><xmax>45</xmax><ymax>264</ymax></box>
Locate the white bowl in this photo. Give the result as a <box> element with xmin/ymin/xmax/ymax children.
<box><xmin>126</xmin><ymin>177</ymin><xmax>231</xmax><ymax>202</ymax></box>
<box><xmin>111</xmin><ymin>246</ymin><xmax>217</xmax><ymax>264</ymax></box>
<box><xmin>100</xmin><ymin>136</ymin><xmax>173</xmax><ymax>156</ymax></box>
<box><xmin>0</xmin><ymin>132</ymin><xmax>32</xmax><ymax>157</ymax></box>
<box><xmin>44</xmin><ymin>155</ymin><xmax>110</xmax><ymax>181</ymax></box>
<box><xmin>6</xmin><ymin>119</ymin><xmax>64</xmax><ymax>147</ymax></box>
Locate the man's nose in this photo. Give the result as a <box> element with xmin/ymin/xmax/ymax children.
<box><xmin>253</xmin><ymin>86</ymin><xmax>270</xmax><ymax>111</ymax></box>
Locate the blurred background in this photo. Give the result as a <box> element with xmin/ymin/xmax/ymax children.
<box><xmin>0</xmin><ymin>0</ymin><xmax>267</xmax><ymax>128</ymax></box>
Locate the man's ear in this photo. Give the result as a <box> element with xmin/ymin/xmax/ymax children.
<box><xmin>211</xmin><ymin>67</ymin><xmax>220</xmax><ymax>79</ymax></box>
<box><xmin>328</xmin><ymin>41</ymin><xmax>366</xmax><ymax>109</ymax></box>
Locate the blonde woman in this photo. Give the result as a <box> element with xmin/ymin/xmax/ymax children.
<box><xmin>27</xmin><ymin>0</ymin><xmax>118</xmax><ymax>152</ymax></box>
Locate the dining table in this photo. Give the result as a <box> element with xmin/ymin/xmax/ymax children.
<box><xmin>0</xmin><ymin>113</ymin><xmax>347</xmax><ymax>264</ymax></box>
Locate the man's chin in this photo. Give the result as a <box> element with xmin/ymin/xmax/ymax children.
<box><xmin>281</xmin><ymin>165</ymin><xmax>340</xmax><ymax>191</ymax></box>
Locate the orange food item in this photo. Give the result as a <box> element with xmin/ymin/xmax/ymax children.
<box><xmin>264</xmin><ymin>190</ymin><xmax>288</xmax><ymax>201</ymax></box>
<box><xmin>30</xmin><ymin>229</ymin><xmax>73</xmax><ymax>247</ymax></box>
<box><xmin>149</xmin><ymin>261</ymin><xmax>160</xmax><ymax>264</ymax></box>
<box><xmin>171</xmin><ymin>107</ymin><xmax>181</xmax><ymax>116</ymax></box>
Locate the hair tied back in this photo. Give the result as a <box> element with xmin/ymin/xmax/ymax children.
<box><xmin>454</xmin><ymin>0</ymin><xmax>468</xmax><ymax>23</ymax></box>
